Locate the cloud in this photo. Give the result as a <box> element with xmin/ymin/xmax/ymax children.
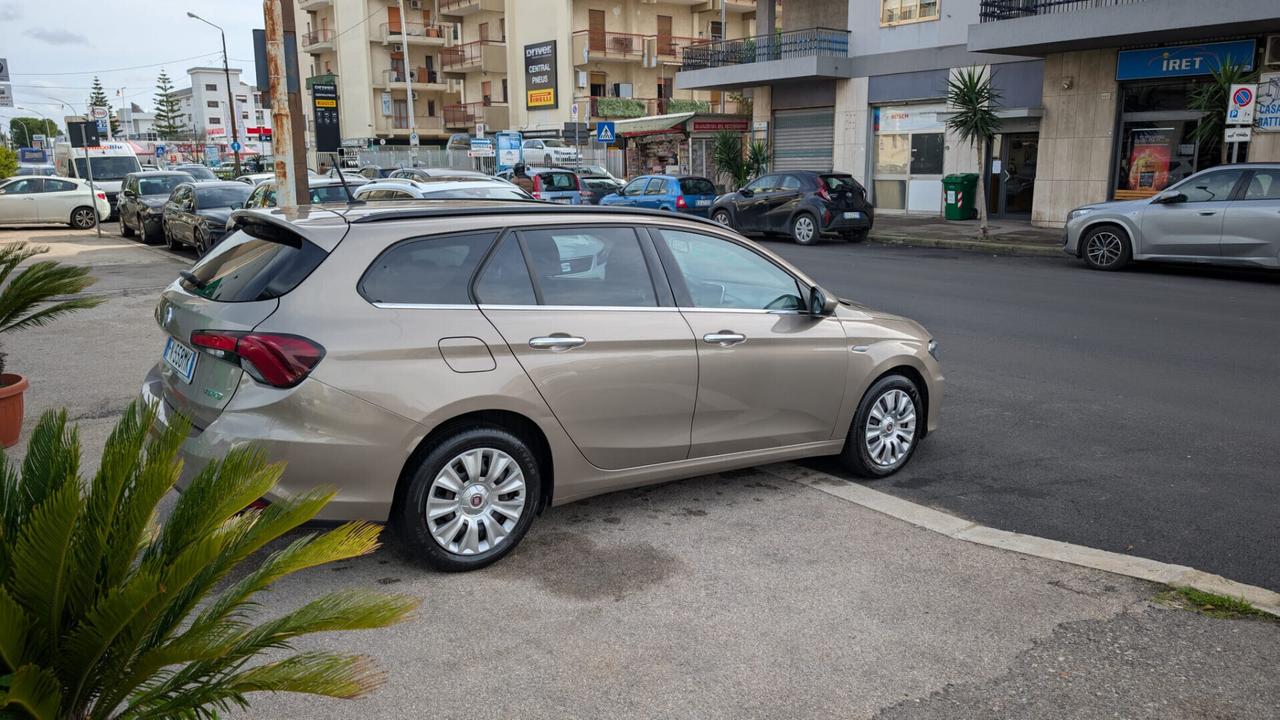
<box><xmin>0</xmin><ymin>3</ymin><xmax>21</xmax><ymax>21</ymax></box>
<box><xmin>25</xmin><ymin>28</ymin><xmax>88</xmax><ymax>46</ymax></box>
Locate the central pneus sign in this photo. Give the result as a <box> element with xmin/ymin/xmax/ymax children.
<box><xmin>312</xmin><ymin>83</ymin><xmax>341</xmax><ymax>153</ymax></box>
<box><xmin>524</xmin><ymin>40</ymin><xmax>558</xmax><ymax>110</ymax></box>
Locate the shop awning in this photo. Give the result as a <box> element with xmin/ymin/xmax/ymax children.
<box><xmin>615</xmin><ymin>112</ymin><xmax>695</xmax><ymax>137</ymax></box>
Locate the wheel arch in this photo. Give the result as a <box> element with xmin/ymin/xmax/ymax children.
<box><xmin>389</xmin><ymin>408</ymin><xmax>555</xmax><ymax>523</ymax></box>
<box><xmin>1077</xmin><ymin>219</ymin><xmax>1134</xmax><ymax>258</ymax></box>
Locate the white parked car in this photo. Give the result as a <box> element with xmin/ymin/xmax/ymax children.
<box><xmin>521</xmin><ymin>138</ymin><xmax>581</xmax><ymax>166</ymax></box>
<box><xmin>0</xmin><ymin>176</ymin><xmax>111</xmax><ymax>228</ymax></box>
<box><xmin>235</xmin><ymin>172</ymin><xmax>277</xmax><ymax>186</ymax></box>
<box><xmin>353</xmin><ymin>177</ymin><xmax>535</xmax><ymax>201</ymax></box>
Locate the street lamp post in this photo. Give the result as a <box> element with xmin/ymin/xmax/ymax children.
<box><xmin>188</xmin><ymin>11</ymin><xmax>243</xmax><ymax>176</ymax></box>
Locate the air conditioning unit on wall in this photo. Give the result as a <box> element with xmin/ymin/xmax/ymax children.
<box><xmin>1264</xmin><ymin>35</ymin><xmax>1280</xmax><ymax>68</ymax></box>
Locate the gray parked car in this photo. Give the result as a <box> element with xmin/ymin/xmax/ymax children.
<box><xmin>1065</xmin><ymin>163</ymin><xmax>1280</xmax><ymax>271</ymax></box>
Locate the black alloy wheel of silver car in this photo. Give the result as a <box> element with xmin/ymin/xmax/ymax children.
<box><xmin>840</xmin><ymin>374</ymin><xmax>923</xmax><ymax>478</ymax></box>
<box><xmin>70</xmin><ymin>206</ymin><xmax>97</xmax><ymax>230</ymax></box>
<box><xmin>1081</xmin><ymin>225</ymin><xmax>1131</xmax><ymax>271</ymax></box>
<box><xmin>396</xmin><ymin>425</ymin><xmax>542</xmax><ymax>572</ymax></box>
<box><xmin>791</xmin><ymin>212</ymin><xmax>818</xmax><ymax>245</ymax></box>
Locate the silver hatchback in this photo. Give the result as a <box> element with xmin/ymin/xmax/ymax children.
<box><xmin>1064</xmin><ymin>163</ymin><xmax>1280</xmax><ymax>271</ymax></box>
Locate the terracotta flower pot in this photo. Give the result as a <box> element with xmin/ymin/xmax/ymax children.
<box><xmin>0</xmin><ymin>373</ymin><xmax>30</xmax><ymax>448</ymax></box>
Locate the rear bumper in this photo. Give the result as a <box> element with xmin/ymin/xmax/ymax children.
<box><xmin>819</xmin><ymin>209</ymin><xmax>872</xmax><ymax>233</ymax></box>
<box><xmin>141</xmin><ymin>364</ymin><xmax>423</xmax><ymax>522</ymax></box>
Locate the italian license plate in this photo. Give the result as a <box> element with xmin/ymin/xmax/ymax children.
<box><xmin>697</xmin><ymin>199</ymin><xmax>712</xmax><ymax>207</ymax></box>
<box><xmin>552</xmin><ymin>198</ymin><xmax>570</xmax><ymax>204</ymax></box>
<box><xmin>843</xmin><ymin>211</ymin><xmax>862</xmax><ymax>219</ymax></box>
<box><xmin>163</xmin><ymin>337</ymin><xmax>198</xmax><ymax>384</ymax></box>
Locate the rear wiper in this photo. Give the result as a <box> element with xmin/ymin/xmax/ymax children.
<box><xmin>179</xmin><ymin>271</ymin><xmax>208</xmax><ymax>290</ymax></box>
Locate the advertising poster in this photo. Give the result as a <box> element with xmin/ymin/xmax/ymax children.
<box><xmin>524</xmin><ymin>41</ymin><xmax>558</xmax><ymax>110</ymax></box>
<box><xmin>1127</xmin><ymin>129</ymin><xmax>1172</xmax><ymax>193</ymax></box>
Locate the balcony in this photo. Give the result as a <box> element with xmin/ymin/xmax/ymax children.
<box><xmin>378</xmin><ymin>22</ymin><xmax>450</xmax><ymax>46</ymax></box>
<box><xmin>443</xmin><ymin>101</ymin><xmax>509</xmax><ymax>130</ymax></box>
<box><xmin>653</xmin><ymin>35</ymin><xmax>708</xmax><ymax>65</ymax></box>
<box><xmin>378</xmin><ymin>115</ymin><xmax>447</xmax><ymax>138</ymax></box>
<box><xmin>676</xmin><ymin>27</ymin><xmax>852</xmax><ymax>91</ymax></box>
<box><xmin>441</xmin><ymin>40</ymin><xmax>507</xmax><ymax>74</ymax></box>
<box><xmin>969</xmin><ymin>0</ymin><xmax>1280</xmax><ymax>56</ymax></box>
<box><xmin>439</xmin><ymin>0</ymin><xmax>504</xmax><ymax>19</ymax></box>
<box><xmin>723</xmin><ymin>0</ymin><xmax>757</xmax><ymax>12</ymax></box>
<box><xmin>297</xmin><ymin>0</ymin><xmax>332</xmax><ymax>10</ymax></box>
<box><xmin>576</xmin><ymin>95</ymin><xmax>748</xmax><ymax>120</ymax></box>
<box><xmin>377</xmin><ymin>68</ymin><xmax>451</xmax><ymax>92</ymax></box>
<box><xmin>301</xmin><ymin>28</ymin><xmax>335</xmax><ymax>54</ymax></box>
<box><xmin>573</xmin><ymin>30</ymin><xmax>646</xmax><ymax>64</ymax></box>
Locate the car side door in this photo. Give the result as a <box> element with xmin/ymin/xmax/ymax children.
<box><xmin>118</xmin><ymin>174</ymin><xmax>138</xmax><ymax>222</ymax></box>
<box><xmin>1139</xmin><ymin>168</ymin><xmax>1245</xmax><ymax>258</ymax></box>
<box><xmin>41</xmin><ymin>178</ymin><xmax>85</xmax><ymax>223</ymax></box>
<box><xmin>0</xmin><ymin>178</ymin><xmax>43</xmax><ymax>223</ymax></box>
<box><xmin>735</xmin><ymin>175</ymin><xmax>778</xmax><ymax>232</ymax></box>
<box><xmin>617</xmin><ymin>177</ymin><xmax>649</xmax><ymax>207</ymax></box>
<box><xmin>1221</xmin><ymin>167</ymin><xmax>1280</xmax><ymax>263</ymax></box>
<box><xmin>651</xmin><ymin>227</ymin><xmax>848</xmax><ymax>457</ymax></box>
<box><xmin>762</xmin><ymin>174</ymin><xmax>804</xmax><ymax>232</ymax></box>
<box><xmin>163</xmin><ymin>186</ymin><xmax>190</xmax><ymax>241</ymax></box>
<box><xmin>476</xmin><ymin>226</ymin><xmax>697</xmax><ymax>470</ymax></box>
<box><xmin>641</xmin><ymin>178</ymin><xmax>668</xmax><ymax>209</ymax></box>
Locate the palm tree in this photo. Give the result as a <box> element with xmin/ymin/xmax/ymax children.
<box><xmin>1189</xmin><ymin>59</ymin><xmax>1258</xmax><ymax>165</ymax></box>
<box><xmin>0</xmin><ymin>402</ymin><xmax>419</xmax><ymax>719</ymax></box>
<box><xmin>945</xmin><ymin>66</ymin><xmax>1002</xmax><ymax>238</ymax></box>
<box><xmin>712</xmin><ymin>131</ymin><xmax>751</xmax><ymax>191</ymax></box>
<box><xmin>0</xmin><ymin>243</ymin><xmax>105</xmax><ymax>377</ymax></box>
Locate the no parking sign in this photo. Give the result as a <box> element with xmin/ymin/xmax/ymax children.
<box><xmin>1227</xmin><ymin>84</ymin><xmax>1256</xmax><ymax>125</ymax></box>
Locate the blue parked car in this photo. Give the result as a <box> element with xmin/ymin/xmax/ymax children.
<box><xmin>599</xmin><ymin>174</ymin><xmax>718</xmax><ymax>217</ymax></box>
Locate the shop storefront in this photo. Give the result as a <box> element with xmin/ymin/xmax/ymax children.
<box><xmin>872</xmin><ymin>103</ymin><xmax>946</xmax><ymax>214</ymax></box>
<box><xmin>1112</xmin><ymin>40</ymin><xmax>1257</xmax><ymax>200</ymax></box>
<box><xmin>616</xmin><ymin>113</ymin><xmax>750</xmax><ymax>181</ymax></box>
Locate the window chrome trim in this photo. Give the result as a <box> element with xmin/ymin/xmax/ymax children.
<box><xmin>477</xmin><ymin>304</ymin><xmax>679</xmax><ymax>312</ymax></box>
<box><xmin>371</xmin><ymin>302</ymin><xmax>480</xmax><ymax>310</ymax></box>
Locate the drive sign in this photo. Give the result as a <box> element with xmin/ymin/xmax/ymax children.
<box><xmin>1227</xmin><ymin>84</ymin><xmax>1255</xmax><ymax>125</ymax></box>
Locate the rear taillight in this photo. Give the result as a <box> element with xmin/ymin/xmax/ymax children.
<box><xmin>96</xmin><ymin>192</ymin><xmax>107</xmax><ymax>200</ymax></box>
<box><xmin>190</xmin><ymin>330</ymin><xmax>325</xmax><ymax>388</ymax></box>
<box><xmin>817</xmin><ymin>185</ymin><xmax>831</xmax><ymax>202</ymax></box>
<box><xmin>676</xmin><ymin>195</ymin><xmax>687</xmax><ymax>209</ymax></box>
<box><xmin>532</xmin><ymin>174</ymin><xmax>543</xmax><ymax>199</ymax></box>
<box><xmin>581</xmin><ymin>190</ymin><xmax>594</xmax><ymax>200</ymax></box>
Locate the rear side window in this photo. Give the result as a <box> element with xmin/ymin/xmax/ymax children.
<box><xmin>183</xmin><ymin>223</ymin><xmax>328</xmax><ymax>303</ymax></box>
<box><xmin>679</xmin><ymin>178</ymin><xmax>716</xmax><ymax>196</ymax></box>
<box><xmin>521</xmin><ymin>227</ymin><xmax>656</xmax><ymax>307</ymax></box>
<box><xmin>539</xmin><ymin>172</ymin><xmax>578</xmax><ymax>191</ymax></box>
<box><xmin>45</xmin><ymin>179</ymin><xmax>77</xmax><ymax>192</ymax></box>
<box><xmin>360</xmin><ymin>232</ymin><xmax>497</xmax><ymax>305</ymax></box>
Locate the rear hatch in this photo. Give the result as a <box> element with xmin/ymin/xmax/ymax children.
<box><xmin>534</xmin><ymin>171</ymin><xmax>581</xmax><ymax>204</ymax></box>
<box><xmin>677</xmin><ymin>177</ymin><xmax>718</xmax><ymax>214</ymax></box>
<box><xmin>819</xmin><ymin>174</ymin><xmax>864</xmax><ymax>211</ymax></box>
<box><xmin>155</xmin><ymin>216</ymin><xmax>333</xmax><ymax>429</ymax></box>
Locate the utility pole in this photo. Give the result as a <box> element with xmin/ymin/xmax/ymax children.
<box><xmin>187</xmin><ymin>12</ymin><xmax>243</xmax><ymax>176</ymax></box>
<box><xmin>264</xmin><ymin>0</ymin><xmax>309</xmax><ymax>208</ymax></box>
<box><xmin>399</xmin><ymin>0</ymin><xmax>417</xmax><ymax>166</ymax></box>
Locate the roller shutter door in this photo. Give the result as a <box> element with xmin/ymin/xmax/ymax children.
<box><xmin>772</xmin><ymin>108</ymin><xmax>834</xmax><ymax>172</ymax></box>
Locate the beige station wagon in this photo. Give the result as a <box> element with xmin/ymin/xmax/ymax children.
<box><xmin>141</xmin><ymin>202</ymin><xmax>944</xmax><ymax>571</ymax></box>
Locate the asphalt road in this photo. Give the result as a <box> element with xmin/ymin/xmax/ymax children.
<box><xmin>763</xmin><ymin>238</ymin><xmax>1280</xmax><ymax>592</ymax></box>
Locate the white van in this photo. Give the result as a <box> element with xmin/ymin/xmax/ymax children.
<box><xmin>53</xmin><ymin>141</ymin><xmax>142</xmax><ymax>219</ymax></box>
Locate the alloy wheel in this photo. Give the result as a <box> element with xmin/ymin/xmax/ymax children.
<box><xmin>864</xmin><ymin>388</ymin><xmax>917</xmax><ymax>468</ymax></box>
<box><xmin>72</xmin><ymin>207</ymin><xmax>97</xmax><ymax>229</ymax></box>
<box><xmin>425</xmin><ymin>447</ymin><xmax>527</xmax><ymax>556</ymax></box>
<box><xmin>1086</xmin><ymin>231</ymin><xmax>1124</xmax><ymax>268</ymax></box>
<box><xmin>793</xmin><ymin>215</ymin><xmax>815</xmax><ymax>243</ymax></box>
<box><xmin>713</xmin><ymin>210</ymin><xmax>731</xmax><ymax>226</ymax></box>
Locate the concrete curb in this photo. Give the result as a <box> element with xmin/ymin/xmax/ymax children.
<box><xmin>762</xmin><ymin>462</ymin><xmax>1280</xmax><ymax>618</ymax></box>
<box><xmin>869</xmin><ymin>232</ymin><xmax>1064</xmax><ymax>257</ymax></box>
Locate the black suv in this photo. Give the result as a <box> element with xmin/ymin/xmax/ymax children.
<box><xmin>709</xmin><ymin>171</ymin><xmax>873</xmax><ymax>244</ymax></box>
<box><xmin>117</xmin><ymin>171</ymin><xmax>194</xmax><ymax>243</ymax></box>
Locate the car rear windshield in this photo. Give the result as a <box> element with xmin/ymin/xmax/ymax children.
<box><xmin>197</xmin><ymin>185</ymin><xmax>253</xmax><ymax>209</ymax></box>
<box><xmin>180</xmin><ymin>223</ymin><xmax>328</xmax><ymax>303</ymax></box>
<box><xmin>821</xmin><ymin>175</ymin><xmax>862</xmax><ymax>192</ymax></box>
<box><xmin>538</xmin><ymin>172</ymin><xmax>578</xmax><ymax>190</ymax></box>
<box><xmin>679</xmin><ymin>178</ymin><xmax>716</xmax><ymax>196</ymax></box>
<box><xmin>139</xmin><ymin>176</ymin><xmax>188</xmax><ymax>196</ymax></box>
<box><xmin>309</xmin><ymin>185</ymin><xmax>352</xmax><ymax>204</ymax></box>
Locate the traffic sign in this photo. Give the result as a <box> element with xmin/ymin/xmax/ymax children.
<box><xmin>0</xmin><ymin>84</ymin><xmax>11</xmax><ymax>108</ymax></box>
<box><xmin>475</xmin><ymin>123</ymin><xmax>487</xmax><ymax>137</ymax></box>
<box><xmin>570</xmin><ymin>103</ymin><xmax>579</xmax><ymax>121</ymax></box>
<box><xmin>230</xmin><ymin>141</ymin><xmax>242</xmax><ymax>152</ymax></box>
<box><xmin>596</xmin><ymin>121</ymin><xmax>616</xmax><ymax>144</ymax></box>
<box><xmin>1227</xmin><ymin>83</ymin><xmax>1256</xmax><ymax>125</ymax></box>
<box><xmin>409</xmin><ymin>132</ymin><xmax>420</xmax><ymax>146</ymax></box>
<box><xmin>155</xmin><ymin>144</ymin><xmax>166</xmax><ymax>156</ymax></box>
<box><xmin>1225</xmin><ymin>126</ymin><xmax>1252</xmax><ymax>143</ymax></box>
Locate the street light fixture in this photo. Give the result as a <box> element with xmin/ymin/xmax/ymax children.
<box><xmin>187</xmin><ymin>11</ymin><xmax>243</xmax><ymax>176</ymax></box>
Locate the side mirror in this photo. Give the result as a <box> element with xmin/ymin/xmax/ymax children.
<box><xmin>809</xmin><ymin>286</ymin><xmax>837</xmax><ymax>317</ymax></box>
<box><xmin>739</xmin><ymin>188</ymin><xmax>754</xmax><ymax>197</ymax></box>
<box><xmin>1154</xmin><ymin>189</ymin><xmax>1186</xmax><ymax>204</ymax></box>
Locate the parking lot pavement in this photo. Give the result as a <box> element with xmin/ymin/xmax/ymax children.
<box><xmin>5</xmin><ymin>224</ymin><xmax>1277</xmax><ymax>719</ymax></box>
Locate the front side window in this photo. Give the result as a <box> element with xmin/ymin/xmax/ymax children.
<box><xmin>539</xmin><ymin>172</ymin><xmax>577</xmax><ymax>191</ymax></box>
<box><xmin>656</xmin><ymin>229</ymin><xmax>804</xmax><ymax>311</ymax></box>
<box><xmin>139</xmin><ymin>176</ymin><xmax>188</xmax><ymax>196</ymax></box>
<box><xmin>359</xmin><ymin>232</ymin><xmax>497</xmax><ymax>305</ymax></box>
<box><xmin>196</xmin><ymin>186</ymin><xmax>253</xmax><ymax>210</ymax></box>
<box><xmin>744</xmin><ymin>175</ymin><xmax>777</xmax><ymax>192</ymax></box>
<box><xmin>622</xmin><ymin>178</ymin><xmax>648</xmax><ymax>195</ymax></box>
<box><xmin>521</xmin><ymin>227</ymin><xmax>656</xmax><ymax>307</ymax></box>
<box><xmin>2</xmin><ymin>179</ymin><xmax>42</xmax><ymax>194</ymax></box>
<box><xmin>1175</xmin><ymin>169</ymin><xmax>1243</xmax><ymax>203</ymax></box>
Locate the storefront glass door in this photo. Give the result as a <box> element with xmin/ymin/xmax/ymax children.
<box><xmin>873</xmin><ymin>104</ymin><xmax>946</xmax><ymax>213</ymax></box>
<box><xmin>988</xmin><ymin>132</ymin><xmax>1038</xmax><ymax>217</ymax></box>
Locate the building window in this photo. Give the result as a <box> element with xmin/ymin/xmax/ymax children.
<box><xmin>205</xmin><ymin>83</ymin><xmax>218</xmax><ymax>91</ymax></box>
<box><xmin>881</xmin><ymin>0</ymin><xmax>939</xmax><ymax>26</ymax></box>
<box><xmin>236</xmin><ymin>95</ymin><xmax>247</xmax><ymax>102</ymax></box>
<box><xmin>206</xmin><ymin>101</ymin><xmax>219</xmax><ymax>108</ymax></box>
<box><xmin>208</xmin><ymin>117</ymin><xmax>222</xmax><ymax>125</ymax></box>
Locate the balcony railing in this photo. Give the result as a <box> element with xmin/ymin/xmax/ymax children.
<box><xmin>681</xmin><ymin>27</ymin><xmax>850</xmax><ymax>70</ymax></box>
<box><xmin>978</xmin><ymin>0</ymin><xmax>1148</xmax><ymax>21</ymax></box>
<box><xmin>440</xmin><ymin>40</ymin><xmax>504</xmax><ymax>70</ymax></box>
<box><xmin>382</xmin><ymin>68</ymin><xmax>441</xmax><ymax>85</ymax></box>
<box><xmin>574</xmin><ymin>30</ymin><xmax>646</xmax><ymax>60</ymax></box>
<box><xmin>379</xmin><ymin>21</ymin><xmax>450</xmax><ymax>41</ymax></box>
<box><xmin>655</xmin><ymin>35</ymin><xmax>708</xmax><ymax>62</ymax></box>
<box><xmin>302</xmin><ymin>28</ymin><xmax>335</xmax><ymax>47</ymax></box>
<box><xmin>384</xmin><ymin>116</ymin><xmax>446</xmax><ymax>133</ymax></box>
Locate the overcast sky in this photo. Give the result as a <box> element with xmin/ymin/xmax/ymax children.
<box><xmin>2</xmin><ymin>0</ymin><xmax>267</xmax><ymax>127</ymax></box>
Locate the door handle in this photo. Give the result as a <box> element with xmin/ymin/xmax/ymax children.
<box><xmin>1197</xmin><ymin>211</ymin><xmax>1217</xmax><ymax>216</ymax></box>
<box><xmin>702</xmin><ymin>331</ymin><xmax>746</xmax><ymax>346</ymax></box>
<box><xmin>528</xmin><ymin>335</ymin><xmax>586</xmax><ymax>351</ymax></box>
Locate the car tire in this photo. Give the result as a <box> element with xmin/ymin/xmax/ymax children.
<box><xmin>164</xmin><ymin>223</ymin><xmax>180</xmax><ymax>252</ymax></box>
<box><xmin>840</xmin><ymin>374</ymin><xmax>924</xmax><ymax>479</ymax></box>
<box><xmin>712</xmin><ymin>209</ymin><xmax>733</xmax><ymax>227</ymax></box>
<box><xmin>1081</xmin><ymin>225</ymin><xmax>1131</xmax><ymax>271</ymax></box>
<box><xmin>791</xmin><ymin>212</ymin><xmax>818</xmax><ymax>245</ymax></box>
<box><xmin>195</xmin><ymin>227</ymin><xmax>211</xmax><ymax>256</ymax></box>
<box><xmin>119</xmin><ymin>212</ymin><xmax>135</xmax><ymax>237</ymax></box>
<box><xmin>395</xmin><ymin>426</ymin><xmax>542</xmax><ymax>572</ymax></box>
<box><xmin>139</xmin><ymin>216</ymin><xmax>157</xmax><ymax>245</ymax></box>
<box><xmin>70</xmin><ymin>206</ymin><xmax>97</xmax><ymax>230</ymax></box>
<box><xmin>844</xmin><ymin>229</ymin><xmax>869</xmax><ymax>243</ymax></box>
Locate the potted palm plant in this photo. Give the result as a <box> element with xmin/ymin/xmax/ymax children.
<box><xmin>0</xmin><ymin>243</ymin><xmax>105</xmax><ymax>447</ymax></box>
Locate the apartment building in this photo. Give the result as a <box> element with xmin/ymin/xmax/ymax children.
<box><xmin>678</xmin><ymin>0</ymin><xmax>1280</xmax><ymax>227</ymax></box>
<box><xmin>116</xmin><ymin>104</ymin><xmax>157</xmax><ymax>141</ymax></box>
<box><xmin>171</xmin><ymin>67</ymin><xmax>272</xmax><ymax>156</ymax></box>
<box><xmin>439</xmin><ymin>0</ymin><xmax>509</xmax><ymax>135</ymax></box>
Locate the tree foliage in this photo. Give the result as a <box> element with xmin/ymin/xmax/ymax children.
<box><xmin>945</xmin><ymin>66</ymin><xmax>1001</xmax><ymax>237</ymax></box>
<box><xmin>86</xmin><ymin>77</ymin><xmax>120</xmax><ymax>136</ymax></box>
<box><xmin>152</xmin><ymin>70</ymin><xmax>187</xmax><ymax>141</ymax></box>
<box><xmin>0</xmin><ymin>148</ymin><xmax>17</xmax><ymax>180</ymax></box>
<box><xmin>7</xmin><ymin>119</ymin><xmax>59</xmax><ymax>149</ymax></box>
<box><xmin>0</xmin><ymin>403</ymin><xmax>419</xmax><ymax>719</ymax></box>
<box><xmin>712</xmin><ymin>131</ymin><xmax>751</xmax><ymax>190</ymax></box>
<box><xmin>1188</xmin><ymin>59</ymin><xmax>1258</xmax><ymax>164</ymax></box>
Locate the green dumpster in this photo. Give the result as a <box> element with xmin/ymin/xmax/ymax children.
<box><xmin>942</xmin><ymin>173</ymin><xmax>979</xmax><ymax>220</ymax></box>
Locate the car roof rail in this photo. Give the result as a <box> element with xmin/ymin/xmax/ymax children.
<box><xmin>346</xmin><ymin>203</ymin><xmax>725</xmax><ymax>228</ymax></box>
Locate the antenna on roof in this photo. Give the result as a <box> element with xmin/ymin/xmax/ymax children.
<box><xmin>331</xmin><ymin>150</ymin><xmax>360</xmax><ymax>205</ymax></box>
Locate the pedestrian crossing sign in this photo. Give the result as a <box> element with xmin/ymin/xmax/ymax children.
<box><xmin>596</xmin><ymin>121</ymin><xmax>616</xmax><ymax>144</ymax></box>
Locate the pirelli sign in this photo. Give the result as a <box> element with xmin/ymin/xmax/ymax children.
<box><xmin>524</xmin><ymin>40</ymin><xmax>558</xmax><ymax>110</ymax></box>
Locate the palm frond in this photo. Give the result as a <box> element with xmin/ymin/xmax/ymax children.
<box><xmin>16</xmin><ymin>410</ymin><xmax>79</xmax><ymax>526</ymax></box>
<box><xmin>0</xmin><ymin>664</ymin><xmax>62</xmax><ymax>720</ymax></box>
<box><xmin>8</xmin><ymin>483</ymin><xmax>84</xmax><ymax>660</ymax></box>
<box><xmin>0</xmin><ymin>586</ymin><xmax>31</xmax><ymax>672</ymax></box>
<box><xmin>945</xmin><ymin>66</ymin><xmax>1002</xmax><ymax>147</ymax></box>
<box><xmin>0</xmin><ymin>244</ymin><xmax>51</xmax><ymax>290</ymax></box>
<box><xmin>0</xmin><ymin>260</ymin><xmax>103</xmax><ymax>334</ymax></box>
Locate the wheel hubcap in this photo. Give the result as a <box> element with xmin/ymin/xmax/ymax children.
<box><xmin>864</xmin><ymin>389</ymin><xmax>917</xmax><ymax>468</ymax></box>
<box><xmin>75</xmin><ymin>209</ymin><xmax>94</xmax><ymax>227</ymax></box>
<box><xmin>795</xmin><ymin>217</ymin><xmax>814</xmax><ymax>241</ymax></box>
<box><xmin>426</xmin><ymin>447</ymin><xmax>526</xmax><ymax>556</ymax></box>
<box><xmin>1086</xmin><ymin>231</ymin><xmax>1123</xmax><ymax>266</ymax></box>
<box><xmin>714</xmin><ymin>212</ymin><xmax>730</xmax><ymax>226</ymax></box>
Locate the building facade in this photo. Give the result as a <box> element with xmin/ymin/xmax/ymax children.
<box><xmin>172</xmin><ymin>67</ymin><xmax>272</xmax><ymax>158</ymax></box>
<box><xmin>678</xmin><ymin>0</ymin><xmax>1280</xmax><ymax>227</ymax></box>
<box><xmin>116</xmin><ymin>104</ymin><xmax>157</xmax><ymax>141</ymax></box>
